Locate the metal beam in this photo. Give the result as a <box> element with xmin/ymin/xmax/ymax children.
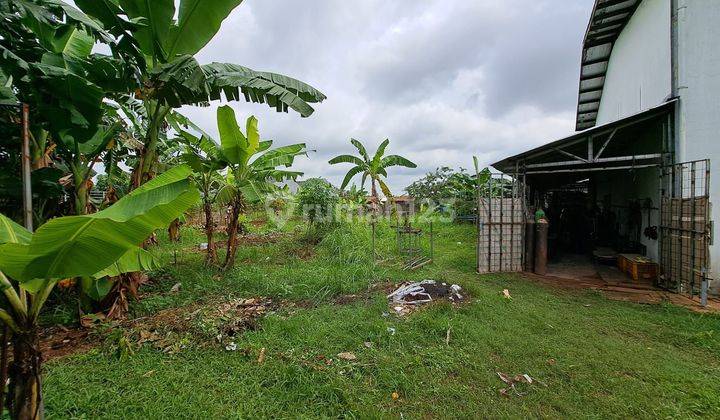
<box><xmin>526</xmin><ymin>163</ymin><xmax>658</xmax><ymax>175</ymax></box>
<box><xmin>525</xmin><ymin>153</ymin><xmax>662</xmax><ymax>169</ymax></box>
<box><xmin>595</xmin><ymin>128</ymin><xmax>617</xmax><ymax>159</ymax></box>
<box><xmin>554</xmin><ymin>148</ymin><xmax>589</xmax><ymax>163</ymax></box>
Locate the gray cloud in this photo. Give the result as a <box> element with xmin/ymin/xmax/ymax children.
<box><xmin>182</xmin><ymin>0</ymin><xmax>594</xmax><ymax>193</ymax></box>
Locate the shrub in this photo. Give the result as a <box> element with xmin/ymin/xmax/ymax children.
<box><xmin>297</xmin><ymin>178</ymin><xmax>339</xmax><ymax>225</ymax></box>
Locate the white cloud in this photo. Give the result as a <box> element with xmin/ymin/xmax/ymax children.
<box><xmin>180</xmin><ymin>0</ymin><xmax>594</xmax><ymax>193</ymax></box>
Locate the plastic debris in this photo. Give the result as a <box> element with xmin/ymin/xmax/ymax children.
<box><xmin>170</xmin><ymin>282</ymin><xmax>182</xmax><ymax>293</ymax></box>
<box><xmin>503</xmin><ymin>289</ymin><xmax>511</xmax><ymax>299</ymax></box>
<box><xmin>387</xmin><ymin>327</ymin><xmax>396</xmax><ymax>335</ymax></box>
<box><xmin>387</xmin><ymin>280</ymin><xmax>463</xmax><ymax>306</ymax></box>
<box><xmin>225</xmin><ymin>342</ymin><xmax>237</xmax><ymax>351</ymax></box>
<box><xmin>257</xmin><ymin>347</ymin><xmax>266</xmax><ymax>364</ymax></box>
<box><xmin>337</xmin><ymin>352</ymin><xmax>357</xmax><ymax>361</ymax></box>
<box><xmin>496</xmin><ymin>372</ymin><xmax>541</xmax><ymax>397</ymax></box>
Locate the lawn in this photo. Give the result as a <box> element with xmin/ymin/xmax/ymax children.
<box><xmin>42</xmin><ymin>220</ymin><xmax>720</xmax><ymax>419</ymax></box>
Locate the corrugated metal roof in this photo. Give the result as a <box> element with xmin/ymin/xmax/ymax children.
<box><xmin>493</xmin><ymin>99</ymin><xmax>675</xmax><ymax>173</ymax></box>
<box><xmin>575</xmin><ymin>0</ymin><xmax>642</xmax><ymax>131</ymax></box>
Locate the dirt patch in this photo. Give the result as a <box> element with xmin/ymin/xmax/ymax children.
<box><xmin>523</xmin><ymin>273</ymin><xmax>720</xmax><ymax>313</ymax></box>
<box><xmin>291</xmin><ymin>245</ymin><xmax>316</xmax><ymax>260</ymax></box>
<box><xmin>40</xmin><ymin>326</ymin><xmax>95</xmax><ymax>360</ymax></box>
<box><xmin>39</xmin><ymin>296</ymin><xmax>286</xmax><ymax>360</ymax></box>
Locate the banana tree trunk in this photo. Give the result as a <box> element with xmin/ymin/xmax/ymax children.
<box><xmin>223</xmin><ymin>196</ymin><xmax>244</xmax><ymax>270</ymax></box>
<box><xmin>131</xmin><ymin>105</ymin><xmax>171</xmax><ymax>190</ymax></box>
<box><xmin>8</xmin><ymin>327</ymin><xmax>43</xmax><ymax>420</ymax></box>
<box><xmin>370</xmin><ymin>179</ymin><xmax>380</xmax><ymax>215</ymax></box>
<box><xmin>203</xmin><ymin>201</ymin><xmax>217</xmax><ymax>265</ymax></box>
<box><xmin>72</xmin><ymin>167</ymin><xmax>90</xmax><ymax>216</ymax></box>
<box><xmin>168</xmin><ymin>219</ymin><xmax>181</xmax><ymax>242</ymax></box>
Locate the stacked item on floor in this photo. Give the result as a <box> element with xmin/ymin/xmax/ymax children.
<box><xmin>617</xmin><ymin>254</ymin><xmax>658</xmax><ymax>282</ymax></box>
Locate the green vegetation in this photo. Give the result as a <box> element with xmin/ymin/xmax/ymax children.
<box><xmin>0</xmin><ymin>166</ymin><xmax>198</xmax><ymax>418</ymax></box>
<box><xmin>0</xmin><ymin>1</ymin><xmax>717</xmax><ymax>418</ymax></box>
<box><xmin>39</xmin><ymin>220</ymin><xmax>720</xmax><ymax>419</ymax></box>
<box><xmin>329</xmin><ymin>138</ymin><xmax>417</xmax><ymax>198</ymax></box>
<box><xmin>296</xmin><ymin>178</ymin><xmax>339</xmax><ymax>225</ymax></box>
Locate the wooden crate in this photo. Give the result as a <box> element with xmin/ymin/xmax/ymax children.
<box><xmin>618</xmin><ymin>254</ymin><xmax>658</xmax><ymax>282</ymax></box>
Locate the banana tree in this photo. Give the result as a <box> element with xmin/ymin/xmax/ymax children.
<box><xmin>215</xmin><ymin>106</ymin><xmax>307</xmax><ymax>269</ymax></box>
<box><xmin>0</xmin><ymin>165</ymin><xmax>199</xmax><ymax>419</ymax></box>
<box><xmin>329</xmin><ymin>138</ymin><xmax>417</xmax><ymax>200</ymax></box>
<box><xmin>176</xmin><ymin>128</ymin><xmax>227</xmax><ymax>263</ymax></box>
<box><xmin>73</xmin><ymin>0</ymin><xmax>327</xmax><ymax>190</ymax></box>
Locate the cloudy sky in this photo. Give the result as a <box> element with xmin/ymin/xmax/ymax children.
<box><xmin>181</xmin><ymin>0</ymin><xmax>594</xmax><ymax>193</ymax></box>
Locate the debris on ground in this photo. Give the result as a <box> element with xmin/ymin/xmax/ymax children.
<box><xmin>503</xmin><ymin>289</ymin><xmax>512</xmax><ymax>299</ymax></box>
<box><xmin>169</xmin><ymin>282</ymin><xmax>182</xmax><ymax>293</ymax></box>
<box><xmin>337</xmin><ymin>352</ymin><xmax>357</xmax><ymax>361</ymax></box>
<box><xmin>257</xmin><ymin>347</ymin><xmax>266</xmax><ymax>364</ymax></box>
<box><xmin>402</xmin><ymin>256</ymin><xmax>432</xmax><ymax>271</ymax></box>
<box><xmin>496</xmin><ymin>372</ymin><xmax>543</xmax><ymax>397</ymax></box>
<box><xmin>363</xmin><ymin>341</ymin><xmax>373</xmax><ymax>348</ymax></box>
<box><xmin>387</xmin><ymin>280</ymin><xmax>464</xmax><ymax>316</ymax></box>
<box><xmin>391</xmin><ymin>391</ymin><xmax>400</xmax><ymax>400</ymax></box>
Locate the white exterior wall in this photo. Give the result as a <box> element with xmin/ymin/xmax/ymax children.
<box><xmin>676</xmin><ymin>0</ymin><xmax>720</xmax><ymax>286</ymax></box>
<box><xmin>594</xmin><ymin>0</ymin><xmax>720</xmax><ymax>289</ymax></box>
<box><xmin>596</xmin><ymin>0</ymin><xmax>672</xmax><ymax>125</ymax></box>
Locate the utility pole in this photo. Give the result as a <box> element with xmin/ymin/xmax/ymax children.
<box><xmin>21</xmin><ymin>104</ymin><xmax>33</xmax><ymax>232</ymax></box>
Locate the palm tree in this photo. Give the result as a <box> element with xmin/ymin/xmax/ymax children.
<box><xmin>329</xmin><ymin>138</ymin><xmax>417</xmax><ymax>200</ymax></box>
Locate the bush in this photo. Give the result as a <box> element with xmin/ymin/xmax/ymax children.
<box><xmin>297</xmin><ymin>178</ymin><xmax>339</xmax><ymax>225</ymax></box>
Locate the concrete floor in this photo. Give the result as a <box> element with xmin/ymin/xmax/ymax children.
<box><xmin>535</xmin><ymin>254</ymin><xmax>720</xmax><ymax>312</ymax></box>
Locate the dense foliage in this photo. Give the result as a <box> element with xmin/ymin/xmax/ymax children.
<box><xmin>405</xmin><ymin>166</ymin><xmax>489</xmax><ymax>218</ymax></box>
<box><xmin>297</xmin><ymin>178</ymin><xmax>339</xmax><ymax>225</ymax></box>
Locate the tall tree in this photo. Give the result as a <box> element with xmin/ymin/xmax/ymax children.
<box><xmin>329</xmin><ymin>138</ymin><xmax>417</xmax><ymax>199</ymax></box>
<box><xmin>74</xmin><ymin>0</ymin><xmax>327</xmax><ymax>189</ymax></box>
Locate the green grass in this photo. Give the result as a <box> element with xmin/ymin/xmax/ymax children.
<box><xmin>42</xmin><ymin>220</ymin><xmax>720</xmax><ymax>418</ymax></box>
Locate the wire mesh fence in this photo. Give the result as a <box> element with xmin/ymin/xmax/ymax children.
<box><xmin>659</xmin><ymin>159</ymin><xmax>711</xmax><ymax>297</ymax></box>
<box><xmin>476</xmin><ymin>173</ymin><xmax>526</xmax><ymax>274</ymax></box>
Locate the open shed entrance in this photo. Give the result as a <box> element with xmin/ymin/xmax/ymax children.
<box><xmin>489</xmin><ymin>100</ymin><xmax>713</xmax><ymax>300</ymax></box>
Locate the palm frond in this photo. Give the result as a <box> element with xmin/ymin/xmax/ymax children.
<box><xmin>328</xmin><ymin>154</ymin><xmax>364</xmax><ymax>166</ymax></box>
<box><xmin>340</xmin><ymin>165</ymin><xmax>364</xmax><ymax>190</ymax></box>
<box><xmin>381</xmin><ymin>155</ymin><xmax>417</xmax><ymax>169</ymax></box>
<box><xmin>350</xmin><ymin>138</ymin><xmax>370</xmax><ymax>162</ymax></box>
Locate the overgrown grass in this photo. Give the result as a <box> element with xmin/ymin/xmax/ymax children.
<box><xmin>42</xmin><ymin>219</ymin><xmax>720</xmax><ymax>418</ymax></box>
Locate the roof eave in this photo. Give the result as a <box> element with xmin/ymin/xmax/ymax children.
<box><xmin>574</xmin><ymin>0</ymin><xmax>642</xmax><ymax>131</ymax></box>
